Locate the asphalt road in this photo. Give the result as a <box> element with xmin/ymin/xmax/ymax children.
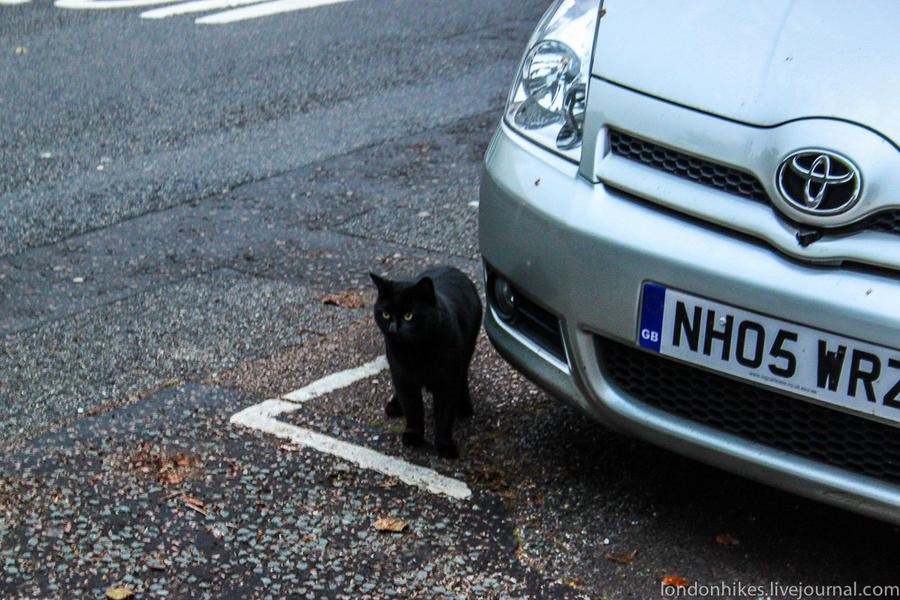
<box><xmin>2</xmin><ymin>1</ymin><xmax>899</xmax><ymax>599</ymax></box>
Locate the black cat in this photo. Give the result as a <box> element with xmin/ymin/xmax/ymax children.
<box><xmin>370</xmin><ymin>266</ymin><xmax>482</xmax><ymax>459</ymax></box>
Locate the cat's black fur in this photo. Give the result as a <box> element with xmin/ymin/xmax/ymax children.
<box><xmin>370</xmin><ymin>266</ymin><xmax>482</xmax><ymax>459</ymax></box>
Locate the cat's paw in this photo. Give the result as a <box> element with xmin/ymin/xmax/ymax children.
<box><xmin>385</xmin><ymin>395</ymin><xmax>403</xmax><ymax>417</ymax></box>
<box><xmin>401</xmin><ymin>430</ymin><xmax>424</xmax><ymax>447</ymax></box>
<box><xmin>436</xmin><ymin>441</ymin><xmax>459</xmax><ymax>460</ymax></box>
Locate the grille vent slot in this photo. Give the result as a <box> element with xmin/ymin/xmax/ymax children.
<box><xmin>608</xmin><ymin>129</ymin><xmax>900</xmax><ymax>237</ymax></box>
<box><xmin>608</xmin><ymin>129</ymin><xmax>768</xmax><ymax>203</ymax></box>
<box><xmin>598</xmin><ymin>336</ymin><xmax>900</xmax><ymax>486</ymax></box>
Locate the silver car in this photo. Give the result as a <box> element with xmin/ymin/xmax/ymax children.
<box><xmin>479</xmin><ymin>0</ymin><xmax>900</xmax><ymax>523</ymax></box>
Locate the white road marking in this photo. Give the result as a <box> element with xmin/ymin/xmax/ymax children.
<box><xmin>140</xmin><ymin>0</ymin><xmax>259</xmax><ymax>19</ymax></box>
<box><xmin>195</xmin><ymin>0</ymin><xmax>352</xmax><ymax>24</ymax></box>
<box><xmin>229</xmin><ymin>355</ymin><xmax>473</xmax><ymax>501</ymax></box>
<box><xmin>55</xmin><ymin>0</ymin><xmax>177</xmax><ymax>9</ymax></box>
<box><xmin>1</xmin><ymin>0</ymin><xmax>32</xmax><ymax>5</ymax></box>
<box><xmin>55</xmin><ymin>0</ymin><xmax>355</xmax><ymax>25</ymax></box>
<box><xmin>282</xmin><ymin>355</ymin><xmax>388</xmax><ymax>403</ymax></box>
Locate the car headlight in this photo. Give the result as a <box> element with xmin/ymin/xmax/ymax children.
<box><xmin>505</xmin><ymin>0</ymin><xmax>600</xmax><ymax>162</ymax></box>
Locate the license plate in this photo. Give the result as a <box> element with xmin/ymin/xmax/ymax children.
<box><xmin>638</xmin><ymin>283</ymin><xmax>900</xmax><ymax>424</ymax></box>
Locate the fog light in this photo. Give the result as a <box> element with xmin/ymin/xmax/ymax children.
<box><xmin>492</xmin><ymin>277</ymin><xmax>517</xmax><ymax>321</ymax></box>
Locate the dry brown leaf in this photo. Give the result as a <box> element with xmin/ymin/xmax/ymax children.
<box><xmin>307</xmin><ymin>249</ymin><xmax>334</xmax><ymax>259</ymax></box>
<box><xmin>182</xmin><ymin>496</ymin><xmax>209</xmax><ymax>516</ymax></box>
<box><xmin>321</xmin><ymin>291</ymin><xmax>366</xmax><ymax>309</ymax></box>
<box><xmin>605</xmin><ymin>549</ymin><xmax>637</xmax><ymax>564</ymax></box>
<box><xmin>132</xmin><ymin>446</ymin><xmax>200</xmax><ymax>485</ymax></box>
<box><xmin>662</xmin><ymin>576</ymin><xmax>690</xmax><ymax>588</ymax></box>
<box><xmin>181</xmin><ymin>495</ymin><xmax>205</xmax><ymax>508</ymax></box>
<box><xmin>105</xmin><ymin>588</ymin><xmax>134</xmax><ymax>600</ymax></box>
<box><xmin>373</xmin><ymin>517</ymin><xmax>409</xmax><ymax>533</ymax></box>
<box><xmin>715</xmin><ymin>533</ymin><xmax>737</xmax><ymax>546</ymax></box>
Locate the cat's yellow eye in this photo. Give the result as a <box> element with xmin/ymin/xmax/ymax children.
<box><xmin>403</xmin><ymin>312</ymin><xmax>414</xmax><ymax>321</ymax></box>
<box><xmin>381</xmin><ymin>311</ymin><xmax>391</xmax><ymax>320</ymax></box>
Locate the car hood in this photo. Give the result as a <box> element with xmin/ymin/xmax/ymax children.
<box><xmin>592</xmin><ymin>0</ymin><xmax>900</xmax><ymax>146</ymax></box>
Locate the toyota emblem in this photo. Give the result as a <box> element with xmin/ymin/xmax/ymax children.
<box><xmin>776</xmin><ymin>150</ymin><xmax>861</xmax><ymax>215</ymax></box>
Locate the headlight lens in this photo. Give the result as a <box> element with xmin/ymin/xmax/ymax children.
<box><xmin>505</xmin><ymin>0</ymin><xmax>599</xmax><ymax>162</ymax></box>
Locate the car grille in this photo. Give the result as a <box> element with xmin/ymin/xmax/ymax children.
<box><xmin>597</xmin><ymin>336</ymin><xmax>900</xmax><ymax>486</ymax></box>
<box><xmin>855</xmin><ymin>210</ymin><xmax>900</xmax><ymax>236</ymax></box>
<box><xmin>608</xmin><ymin>129</ymin><xmax>769</xmax><ymax>203</ymax></box>
<box><xmin>609</xmin><ymin>129</ymin><xmax>900</xmax><ymax>236</ymax></box>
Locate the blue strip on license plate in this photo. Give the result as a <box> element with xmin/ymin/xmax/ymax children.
<box><xmin>638</xmin><ymin>283</ymin><xmax>900</xmax><ymax>424</ymax></box>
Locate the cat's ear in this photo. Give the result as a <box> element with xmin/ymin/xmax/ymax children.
<box><xmin>369</xmin><ymin>273</ymin><xmax>393</xmax><ymax>298</ymax></box>
<box><xmin>413</xmin><ymin>277</ymin><xmax>436</xmax><ymax>304</ymax></box>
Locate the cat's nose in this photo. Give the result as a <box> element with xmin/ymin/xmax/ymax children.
<box><xmin>388</xmin><ymin>322</ymin><xmax>398</xmax><ymax>335</ymax></box>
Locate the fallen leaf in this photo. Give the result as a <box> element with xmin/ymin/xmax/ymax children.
<box><xmin>182</xmin><ymin>496</ymin><xmax>209</xmax><ymax>516</ymax></box>
<box><xmin>105</xmin><ymin>588</ymin><xmax>134</xmax><ymax>600</ymax></box>
<box><xmin>321</xmin><ymin>291</ymin><xmax>366</xmax><ymax>309</ymax></box>
<box><xmin>663</xmin><ymin>576</ymin><xmax>690</xmax><ymax>588</ymax></box>
<box><xmin>181</xmin><ymin>495</ymin><xmax>205</xmax><ymax>509</ymax></box>
<box><xmin>131</xmin><ymin>446</ymin><xmax>200</xmax><ymax>485</ymax></box>
<box><xmin>307</xmin><ymin>249</ymin><xmax>334</xmax><ymax>259</ymax></box>
<box><xmin>15</xmin><ymin>47</ymin><xmax>26</xmax><ymax>55</ymax></box>
<box><xmin>715</xmin><ymin>533</ymin><xmax>737</xmax><ymax>546</ymax></box>
<box><xmin>605</xmin><ymin>549</ymin><xmax>637</xmax><ymax>564</ymax></box>
<box><xmin>373</xmin><ymin>517</ymin><xmax>409</xmax><ymax>533</ymax></box>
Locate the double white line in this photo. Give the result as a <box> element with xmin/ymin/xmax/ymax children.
<box><xmin>48</xmin><ymin>0</ymin><xmax>354</xmax><ymax>25</ymax></box>
<box><xmin>229</xmin><ymin>355</ymin><xmax>473</xmax><ymax>501</ymax></box>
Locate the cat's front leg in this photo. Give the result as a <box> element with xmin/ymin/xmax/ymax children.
<box><xmin>432</xmin><ymin>388</ymin><xmax>459</xmax><ymax>459</ymax></box>
<box><xmin>393</xmin><ymin>378</ymin><xmax>424</xmax><ymax>448</ymax></box>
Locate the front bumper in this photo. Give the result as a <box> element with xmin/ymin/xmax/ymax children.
<box><xmin>479</xmin><ymin>122</ymin><xmax>900</xmax><ymax>524</ymax></box>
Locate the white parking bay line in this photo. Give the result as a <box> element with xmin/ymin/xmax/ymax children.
<box><xmin>141</xmin><ymin>0</ymin><xmax>262</xmax><ymax>19</ymax></box>
<box><xmin>229</xmin><ymin>355</ymin><xmax>473</xmax><ymax>501</ymax></box>
<box><xmin>282</xmin><ymin>355</ymin><xmax>388</xmax><ymax>403</ymax></box>
<box><xmin>195</xmin><ymin>0</ymin><xmax>352</xmax><ymax>24</ymax></box>
<box><xmin>55</xmin><ymin>0</ymin><xmax>177</xmax><ymax>9</ymax></box>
